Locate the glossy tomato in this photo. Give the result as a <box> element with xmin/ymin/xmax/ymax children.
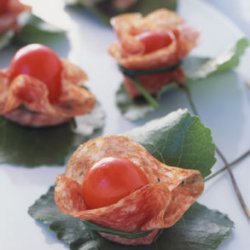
<box><xmin>0</xmin><ymin>0</ymin><xmax>9</xmax><ymax>14</ymax></box>
<box><xmin>136</xmin><ymin>31</ymin><xmax>174</xmax><ymax>54</ymax></box>
<box><xmin>9</xmin><ymin>44</ymin><xmax>62</xmax><ymax>103</ymax></box>
<box><xmin>82</xmin><ymin>157</ymin><xmax>149</xmax><ymax>209</ymax></box>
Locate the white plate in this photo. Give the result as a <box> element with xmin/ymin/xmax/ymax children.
<box><xmin>0</xmin><ymin>0</ymin><xmax>250</xmax><ymax>249</ymax></box>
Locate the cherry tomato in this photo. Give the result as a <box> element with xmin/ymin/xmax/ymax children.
<box><xmin>136</xmin><ymin>31</ymin><xmax>174</xmax><ymax>54</ymax></box>
<box><xmin>9</xmin><ymin>44</ymin><xmax>62</xmax><ymax>103</ymax></box>
<box><xmin>82</xmin><ymin>157</ymin><xmax>149</xmax><ymax>209</ymax></box>
<box><xmin>0</xmin><ymin>0</ymin><xmax>9</xmax><ymax>14</ymax></box>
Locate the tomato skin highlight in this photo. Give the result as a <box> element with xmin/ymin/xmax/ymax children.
<box><xmin>82</xmin><ymin>157</ymin><xmax>149</xmax><ymax>209</ymax></box>
<box><xmin>136</xmin><ymin>31</ymin><xmax>174</xmax><ymax>54</ymax></box>
<box><xmin>9</xmin><ymin>44</ymin><xmax>62</xmax><ymax>103</ymax></box>
<box><xmin>0</xmin><ymin>0</ymin><xmax>9</xmax><ymax>14</ymax></box>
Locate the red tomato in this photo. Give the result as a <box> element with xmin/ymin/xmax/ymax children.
<box><xmin>82</xmin><ymin>157</ymin><xmax>149</xmax><ymax>209</ymax></box>
<box><xmin>136</xmin><ymin>31</ymin><xmax>174</xmax><ymax>54</ymax></box>
<box><xmin>9</xmin><ymin>44</ymin><xmax>62</xmax><ymax>103</ymax></box>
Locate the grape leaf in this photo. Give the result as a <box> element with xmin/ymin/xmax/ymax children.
<box><xmin>125</xmin><ymin>109</ymin><xmax>215</xmax><ymax>177</ymax></box>
<box><xmin>28</xmin><ymin>109</ymin><xmax>230</xmax><ymax>250</ymax></box>
<box><xmin>0</xmin><ymin>103</ymin><xmax>105</xmax><ymax>167</ymax></box>
<box><xmin>116</xmin><ymin>38</ymin><xmax>249</xmax><ymax>121</ymax></box>
<box><xmin>188</xmin><ymin>37</ymin><xmax>250</xmax><ymax>80</ymax></box>
<box><xmin>14</xmin><ymin>14</ymin><xmax>66</xmax><ymax>46</ymax></box>
<box><xmin>65</xmin><ymin>0</ymin><xmax>177</xmax><ymax>25</ymax></box>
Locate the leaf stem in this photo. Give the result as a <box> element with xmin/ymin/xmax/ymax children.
<box><xmin>215</xmin><ymin>148</ymin><xmax>250</xmax><ymax>218</ymax></box>
<box><xmin>130</xmin><ymin>78</ymin><xmax>159</xmax><ymax>109</ymax></box>
<box><xmin>181</xmin><ymin>84</ymin><xmax>250</xmax><ymax>220</ymax></box>
<box><xmin>205</xmin><ymin>148</ymin><xmax>250</xmax><ymax>181</ymax></box>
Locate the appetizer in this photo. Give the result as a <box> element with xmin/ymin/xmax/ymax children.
<box><xmin>0</xmin><ymin>43</ymin><xmax>96</xmax><ymax>127</ymax></box>
<box><xmin>109</xmin><ymin>9</ymin><xmax>199</xmax><ymax>102</ymax></box>
<box><xmin>0</xmin><ymin>0</ymin><xmax>31</xmax><ymax>35</ymax></box>
<box><xmin>55</xmin><ymin>135</ymin><xmax>204</xmax><ymax>245</ymax></box>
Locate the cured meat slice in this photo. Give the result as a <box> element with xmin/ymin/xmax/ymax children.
<box><xmin>0</xmin><ymin>0</ymin><xmax>31</xmax><ymax>34</ymax></box>
<box><xmin>55</xmin><ymin>135</ymin><xmax>204</xmax><ymax>245</ymax></box>
<box><xmin>0</xmin><ymin>59</ymin><xmax>96</xmax><ymax>127</ymax></box>
<box><xmin>109</xmin><ymin>9</ymin><xmax>199</xmax><ymax>97</ymax></box>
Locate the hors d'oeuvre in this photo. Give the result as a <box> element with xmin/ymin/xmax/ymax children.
<box><xmin>29</xmin><ymin>110</ymin><xmax>234</xmax><ymax>249</ymax></box>
<box><xmin>109</xmin><ymin>9</ymin><xmax>199</xmax><ymax>104</ymax></box>
<box><xmin>0</xmin><ymin>44</ymin><xmax>96</xmax><ymax>127</ymax></box>
<box><xmin>55</xmin><ymin>135</ymin><xmax>204</xmax><ymax>245</ymax></box>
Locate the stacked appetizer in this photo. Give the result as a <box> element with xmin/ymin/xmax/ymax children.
<box><xmin>109</xmin><ymin>9</ymin><xmax>199</xmax><ymax>101</ymax></box>
<box><xmin>55</xmin><ymin>135</ymin><xmax>204</xmax><ymax>245</ymax></box>
<box><xmin>0</xmin><ymin>44</ymin><xmax>96</xmax><ymax>127</ymax></box>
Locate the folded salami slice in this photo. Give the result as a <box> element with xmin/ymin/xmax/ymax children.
<box><xmin>55</xmin><ymin>135</ymin><xmax>204</xmax><ymax>245</ymax></box>
<box><xmin>109</xmin><ymin>9</ymin><xmax>199</xmax><ymax>97</ymax></box>
<box><xmin>0</xmin><ymin>59</ymin><xmax>96</xmax><ymax>127</ymax></box>
<box><xmin>0</xmin><ymin>0</ymin><xmax>31</xmax><ymax>34</ymax></box>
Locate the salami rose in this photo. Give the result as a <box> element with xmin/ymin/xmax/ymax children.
<box><xmin>109</xmin><ymin>9</ymin><xmax>199</xmax><ymax>97</ymax></box>
<box><xmin>55</xmin><ymin>135</ymin><xmax>204</xmax><ymax>245</ymax></box>
<box><xmin>0</xmin><ymin>44</ymin><xmax>96</xmax><ymax>127</ymax></box>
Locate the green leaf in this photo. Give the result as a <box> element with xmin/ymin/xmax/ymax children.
<box><xmin>125</xmin><ymin>109</ymin><xmax>215</xmax><ymax>177</ymax></box>
<box><xmin>0</xmin><ymin>103</ymin><xmax>105</xmax><ymax>167</ymax></box>
<box><xmin>29</xmin><ymin>187</ymin><xmax>233</xmax><ymax>250</ymax></box>
<box><xmin>29</xmin><ymin>187</ymin><xmax>93</xmax><ymax>246</ymax></box>
<box><xmin>66</xmin><ymin>0</ymin><xmax>177</xmax><ymax>25</ymax></box>
<box><xmin>188</xmin><ymin>37</ymin><xmax>250</xmax><ymax>80</ymax></box>
<box><xmin>0</xmin><ymin>31</ymin><xmax>15</xmax><ymax>50</ymax></box>
<box><xmin>14</xmin><ymin>14</ymin><xmax>66</xmax><ymax>46</ymax></box>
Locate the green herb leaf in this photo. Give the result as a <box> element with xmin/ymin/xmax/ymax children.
<box><xmin>0</xmin><ymin>31</ymin><xmax>15</xmax><ymax>50</ymax></box>
<box><xmin>0</xmin><ymin>103</ymin><xmax>105</xmax><ymax>167</ymax></box>
<box><xmin>66</xmin><ymin>0</ymin><xmax>177</xmax><ymax>25</ymax></box>
<box><xmin>126</xmin><ymin>109</ymin><xmax>216</xmax><ymax>177</ymax></box>
<box><xmin>14</xmin><ymin>14</ymin><xmax>66</xmax><ymax>46</ymax></box>
<box><xmin>188</xmin><ymin>37</ymin><xmax>250</xmax><ymax>80</ymax></box>
<box><xmin>29</xmin><ymin>187</ymin><xmax>233</xmax><ymax>250</ymax></box>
